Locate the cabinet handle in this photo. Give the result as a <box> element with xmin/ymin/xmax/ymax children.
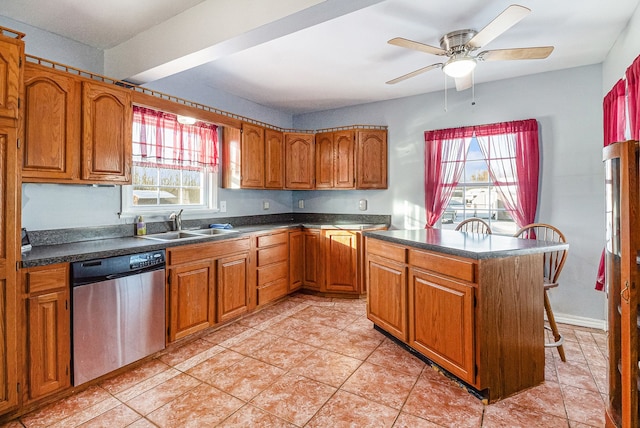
<box><xmin>621</xmin><ymin>281</ymin><xmax>630</xmax><ymax>302</ymax></box>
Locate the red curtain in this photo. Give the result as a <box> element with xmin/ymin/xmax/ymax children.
<box><xmin>627</xmin><ymin>56</ymin><xmax>640</xmax><ymax>140</ymax></box>
<box><xmin>133</xmin><ymin>106</ymin><xmax>218</xmax><ymax>170</ymax></box>
<box><xmin>424</xmin><ymin>119</ymin><xmax>539</xmax><ymax>228</ymax></box>
<box><xmin>424</xmin><ymin>127</ymin><xmax>473</xmax><ymax>227</ymax></box>
<box><xmin>597</xmin><ymin>76</ymin><xmax>632</xmax><ymax>291</ymax></box>
<box><xmin>603</xmin><ymin>79</ymin><xmax>627</xmax><ymax>146</ymax></box>
<box><xmin>475</xmin><ymin>119</ymin><xmax>540</xmax><ymax>228</ymax></box>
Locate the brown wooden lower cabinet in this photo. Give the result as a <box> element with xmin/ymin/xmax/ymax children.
<box><xmin>365</xmin><ymin>236</ymin><xmax>545</xmax><ymax>403</ymax></box>
<box><xmin>167</xmin><ymin>259</ymin><xmax>215</xmax><ymax>342</ymax></box>
<box><xmin>323</xmin><ymin>230</ymin><xmax>358</xmax><ymax>293</ymax></box>
<box><xmin>302</xmin><ymin>230</ymin><xmax>322</xmax><ymax>291</ymax></box>
<box><xmin>366</xmin><ymin>249</ymin><xmax>407</xmax><ymax>341</ymax></box>
<box><xmin>409</xmin><ymin>267</ymin><xmax>475</xmax><ymax>383</ymax></box>
<box><xmin>218</xmin><ymin>253</ymin><xmax>250</xmax><ymax>322</ymax></box>
<box><xmin>256</xmin><ymin>230</ymin><xmax>289</xmax><ymax>306</ymax></box>
<box><xmin>166</xmin><ymin>236</ymin><xmax>251</xmax><ymax>343</ymax></box>
<box><xmin>23</xmin><ymin>263</ymin><xmax>71</xmax><ymax>401</ymax></box>
<box><xmin>288</xmin><ymin>229</ymin><xmax>303</xmax><ymax>292</ymax></box>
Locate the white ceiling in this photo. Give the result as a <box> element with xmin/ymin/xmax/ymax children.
<box><xmin>2</xmin><ymin>0</ymin><xmax>639</xmax><ymax>114</ymax></box>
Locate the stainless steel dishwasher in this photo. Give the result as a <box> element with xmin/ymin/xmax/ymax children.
<box><xmin>71</xmin><ymin>250</ymin><xmax>166</xmax><ymax>386</ymax></box>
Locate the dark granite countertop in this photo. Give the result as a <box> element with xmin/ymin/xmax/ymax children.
<box><xmin>21</xmin><ymin>215</ymin><xmax>390</xmax><ymax>267</ymax></box>
<box><xmin>363</xmin><ymin>228</ymin><xmax>569</xmax><ymax>260</ymax></box>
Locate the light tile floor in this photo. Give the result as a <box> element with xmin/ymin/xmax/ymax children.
<box><xmin>3</xmin><ymin>292</ymin><xmax>608</xmax><ymax>427</ymax></box>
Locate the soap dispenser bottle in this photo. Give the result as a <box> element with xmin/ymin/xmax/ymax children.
<box><xmin>136</xmin><ymin>216</ymin><xmax>147</xmax><ymax>236</ymax></box>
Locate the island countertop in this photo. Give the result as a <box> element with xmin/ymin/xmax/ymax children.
<box><xmin>363</xmin><ymin>228</ymin><xmax>568</xmax><ymax>260</ymax></box>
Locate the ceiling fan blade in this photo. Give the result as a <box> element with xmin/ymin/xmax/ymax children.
<box><xmin>386</xmin><ymin>63</ymin><xmax>442</xmax><ymax>84</ymax></box>
<box><xmin>479</xmin><ymin>46</ymin><xmax>554</xmax><ymax>61</ymax></box>
<box><xmin>467</xmin><ymin>4</ymin><xmax>530</xmax><ymax>49</ymax></box>
<box><xmin>455</xmin><ymin>74</ymin><xmax>473</xmax><ymax>91</ymax></box>
<box><xmin>388</xmin><ymin>37</ymin><xmax>446</xmax><ymax>56</ymax></box>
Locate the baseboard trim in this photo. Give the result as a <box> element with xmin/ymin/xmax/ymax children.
<box><xmin>552</xmin><ymin>312</ymin><xmax>606</xmax><ymax>331</ymax></box>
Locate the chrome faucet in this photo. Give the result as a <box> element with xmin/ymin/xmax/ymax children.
<box><xmin>169</xmin><ymin>209</ymin><xmax>184</xmax><ymax>231</ymax></box>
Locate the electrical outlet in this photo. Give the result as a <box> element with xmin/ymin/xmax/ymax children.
<box><xmin>359</xmin><ymin>199</ymin><xmax>367</xmax><ymax>211</ymax></box>
<box><xmin>263</xmin><ymin>200</ymin><xmax>270</xmax><ymax>210</ymax></box>
<box><xmin>298</xmin><ymin>199</ymin><xmax>304</xmax><ymax>209</ymax></box>
<box><xmin>220</xmin><ymin>201</ymin><xmax>227</xmax><ymax>213</ymax></box>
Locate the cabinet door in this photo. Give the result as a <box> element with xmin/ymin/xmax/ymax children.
<box><xmin>217</xmin><ymin>253</ymin><xmax>249</xmax><ymax>322</ymax></box>
<box><xmin>356</xmin><ymin>130</ymin><xmax>387</xmax><ymax>189</ymax></box>
<box><xmin>23</xmin><ymin>64</ymin><xmax>79</xmax><ymax>181</ymax></box>
<box><xmin>168</xmin><ymin>260</ymin><xmax>215</xmax><ymax>342</ymax></box>
<box><xmin>285</xmin><ymin>133</ymin><xmax>315</xmax><ymax>189</ymax></box>
<box><xmin>315</xmin><ymin>132</ymin><xmax>333</xmax><ymax>189</ymax></box>
<box><xmin>366</xmin><ymin>253</ymin><xmax>407</xmax><ymax>341</ymax></box>
<box><xmin>0</xmin><ymin>37</ymin><xmax>21</xmax><ymax>120</ymax></box>
<box><xmin>221</xmin><ymin>126</ymin><xmax>241</xmax><ymax>189</ymax></box>
<box><xmin>324</xmin><ymin>230</ymin><xmax>358</xmax><ymax>293</ymax></box>
<box><xmin>0</xmin><ymin>125</ymin><xmax>18</xmax><ymax>413</ymax></box>
<box><xmin>28</xmin><ymin>289</ymin><xmax>70</xmax><ymax>400</ymax></box>
<box><xmin>265</xmin><ymin>129</ymin><xmax>284</xmax><ymax>189</ymax></box>
<box><xmin>409</xmin><ymin>267</ymin><xmax>475</xmax><ymax>383</ymax></box>
<box><xmin>241</xmin><ymin>123</ymin><xmax>265</xmax><ymax>188</ymax></box>
<box><xmin>334</xmin><ymin>130</ymin><xmax>355</xmax><ymax>189</ymax></box>
<box><xmin>303</xmin><ymin>230</ymin><xmax>321</xmax><ymax>290</ymax></box>
<box><xmin>289</xmin><ymin>230</ymin><xmax>304</xmax><ymax>292</ymax></box>
<box><xmin>81</xmin><ymin>81</ymin><xmax>132</xmax><ymax>183</ymax></box>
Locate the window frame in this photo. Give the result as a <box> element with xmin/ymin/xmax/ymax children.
<box><xmin>119</xmin><ymin>104</ymin><xmax>221</xmax><ymax>219</ymax></box>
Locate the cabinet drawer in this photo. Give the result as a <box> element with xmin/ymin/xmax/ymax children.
<box><xmin>258</xmin><ymin>278</ymin><xmax>288</xmax><ymax>305</ymax></box>
<box><xmin>257</xmin><ymin>231</ymin><xmax>288</xmax><ymax>248</ymax></box>
<box><xmin>167</xmin><ymin>237</ymin><xmax>250</xmax><ymax>265</ymax></box>
<box><xmin>367</xmin><ymin>238</ymin><xmax>407</xmax><ymax>263</ymax></box>
<box><xmin>257</xmin><ymin>244</ymin><xmax>287</xmax><ymax>266</ymax></box>
<box><xmin>409</xmin><ymin>250</ymin><xmax>475</xmax><ymax>283</ymax></box>
<box><xmin>258</xmin><ymin>261</ymin><xmax>288</xmax><ymax>287</ymax></box>
<box><xmin>26</xmin><ymin>264</ymin><xmax>69</xmax><ymax>294</ymax></box>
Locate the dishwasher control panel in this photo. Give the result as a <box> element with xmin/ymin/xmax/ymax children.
<box><xmin>130</xmin><ymin>251</ymin><xmax>165</xmax><ymax>269</ymax></box>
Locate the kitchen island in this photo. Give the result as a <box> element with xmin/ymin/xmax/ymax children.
<box><xmin>363</xmin><ymin>228</ymin><xmax>569</xmax><ymax>403</ymax></box>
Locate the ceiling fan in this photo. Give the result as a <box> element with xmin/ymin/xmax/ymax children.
<box><xmin>386</xmin><ymin>4</ymin><xmax>554</xmax><ymax>91</ymax></box>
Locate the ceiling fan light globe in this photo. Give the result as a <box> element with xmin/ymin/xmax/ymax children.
<box><xmin>442</xmin><ymin>57</ymin><xmax>477</xmax><ymax>78</ymax></box>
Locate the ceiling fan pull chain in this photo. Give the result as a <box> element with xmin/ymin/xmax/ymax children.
<box><xmin>444</xmin><ymin>73</ymin><xmax>448</xmax><ymax>112</ymax></box>
<box><xmin>471</xmin><ymin>72</ymin><xmax>476</xmax><ymax>106</ymax></box>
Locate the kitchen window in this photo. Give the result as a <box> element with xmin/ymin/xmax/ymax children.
<box><xmin>121</xmin><ymin>105</ymin><xmax>220</xmax><ymax>217</ymax></box>
<box><xmin>425</xmin><ymin>119</ymin><xmax>540</xmax><ymax>235</ymax></box>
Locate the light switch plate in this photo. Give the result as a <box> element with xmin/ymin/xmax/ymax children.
<box><xmin>263</xmin><ymin>200</ymin><xmax>270</xmax><ymax>210</ymax></box>
<box><xmin>298</xmin><ymin>199</ymin><xmax>304</xmax><ymax>209</ymax></box>
<box><xmin>220</xmin><ymin>201</ymin><xmax>227</xmax><ymax>213</ymax></box>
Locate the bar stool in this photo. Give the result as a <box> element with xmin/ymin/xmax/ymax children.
<box><xmin>513</xmin><ymin>223</ymin><xmax>568</xmax><ymax>362</ymax></box>
<box><xmin>455</xmin><ymin>218</ymin><xmax>492</xmax><ymax>234</ymax></box>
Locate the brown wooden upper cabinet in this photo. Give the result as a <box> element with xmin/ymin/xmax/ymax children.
<box><xmin>315</xmin><ymin>130</ymin><xmax>355</xmax><ymax>189</ymax></box>
<box><xmin>285</xmin><ymin>132</ymin><xmax>315</xmax><ymax>189</ymax></box>
<box><xmin>21</xmin><ymin>63</ymin><xmax>132</xmax><ymax>184</ymax></box>
<box><xmin>81</xmin><ymin>81</ymin><xmax>132</xmax><ymax>183</ymax></box>
<box><xmin>356</xmin><ymin>129</ymin><xmax>387</xmax><ymax>189</ymax></box>
<box><xmin>221</xmin><ymin>123</ymin><xmax>284</xmax><ymax>189</ymax></box>
<box><xmin>0</xmin><ymin>37</ymin><xmax>21</xmax><ymax>120</ymax></box>
<box><xmin>22</xmin><ymin>63</ymin><xmax>79</xmax><ymax>181</ymax></box>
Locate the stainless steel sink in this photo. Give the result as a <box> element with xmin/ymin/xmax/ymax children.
<box><xmin>185</xmin><ymin>228</ymin><xmax>238</xmax><ymax>236</ymax></box>
<box><xmin>139</xmin><ymin>231</ymin><xmax>207</xmax><ymax>241</ymax></box>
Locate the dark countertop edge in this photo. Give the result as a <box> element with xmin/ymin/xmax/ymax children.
<box><xmin>363</xmin><ymin>229</ymin><xmax>569</xmax><ymax>260</ymax></box>
<box><xmin>21</xmin><ymin>222</ymin><xmax>389</xmax><ymax>268</ymax></box>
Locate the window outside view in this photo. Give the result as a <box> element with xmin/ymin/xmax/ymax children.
<box><xmin>132</xmin><ymin>166</ymin><xmax>204</xmax><ymax>207</ymax></box>
<box><xmin>440</xmin><ymin>137</ymin><xmax>518</xmax><ymax>235</ymax></box>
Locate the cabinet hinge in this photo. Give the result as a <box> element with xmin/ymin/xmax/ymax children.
<box><xmin>17</xmin><ymin>98</ymin><xmax>20</xmax><ymax>108</ymax></box>
<box><xmin>167</xmin><ymin>327</ymin><xmax>170</xmax><ymax>337</ymax></box>
<box><xmin>167</xmin><ymin>275</ymin><xmax>171</xmax><ymax>285</ymax></box>
<box><xmin>16</xmin><ymin>383</ymin><xmax>20</xmax><ymax>393</ymax></box>
<box><xmin>16</xmin><ymin>138</ymin><xmax>20</xmax><ymax>149</ymax></box>
<box><xmin>19</xmin><ymin>57</ymin><xmax>22</xmax><ymax>67</ymax></box>
<box><xmin>474</xmin><ymin>364</ymin><xmax>478</xmax><ymax>377</ymax></box>
<box><xmin>16</xmin><ymin>261</ymin><xmax>20</xmax><ymax>271</ymax></box>
<box><xmin>473</xmin><ymin>295</ymin><xmax>477</xmax><ymax>307</ymax></box>
<box><xmin>65</xmin><ymin>299</ymin><xmax>69</xmax><ymax>310</ymax></box>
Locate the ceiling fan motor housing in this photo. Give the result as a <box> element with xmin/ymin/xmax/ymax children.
<box><xmin>439</xmin><ymin>29</ymin><xmax>477</xmax><ymax>54</ymax></box>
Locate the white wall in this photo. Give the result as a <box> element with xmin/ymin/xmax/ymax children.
<box><xmin>294</xmin><ymin>65</ymin><xmax>606</xmax><ymax>323</ymax></box>
<box><xmin>603</xmin><ymin>2</ymin><xmax>640</xmax><ymax>93</ymax></box>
